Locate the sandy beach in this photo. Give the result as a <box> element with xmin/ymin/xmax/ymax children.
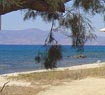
<box><xmin>0</xmin><ymin>63</ymin><xmax>105</xmax><ymax>95</ymax></box>
<box><xmin>0</xmin><ymin>62</ymin><xmax>104</xmax><ymax>77</ymax></box>
<box><xmin>37</xmin><ymin>77</ymin><xmax>105</xmax><ymax>95</ymax></box>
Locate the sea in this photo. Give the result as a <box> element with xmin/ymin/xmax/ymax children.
<box><xmin>0</xmin><ymin>45</ymin><xmax>105</xmax><ymax>74</ymax></box>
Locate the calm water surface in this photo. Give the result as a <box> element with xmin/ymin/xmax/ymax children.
<box><xmin>0</xmin><ymin>45</ymin><xmax>105</xmax><ymax>74</ymax></box>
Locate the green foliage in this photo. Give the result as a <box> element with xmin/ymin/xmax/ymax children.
<box><xmin>35</xmin><ymin>56</ymin><xmax>41</xmax><ymax>63</ymax></box>
<box><xmin>23</xmin><ymin>9</ymin><xmax>38</xmax><ymax>20</ymax></box>
<box><xmin>23</xmin><ymin>0</ymin><xmax>100</xmax><ymax>51</ymax></box>
<box><xmin>38</xmin><ymin>12</ymin><xmax>61</xmax><ymax>22</ymax></box>
<box><xmin>35</xmin><ymin>45</ymin><xmax>62</xmax><ymax>69</ymax></box>
<box><xmin>24</xmin><ymin>10</ymin><xmax>61</xmax><ymax>23</ymax></box>
<box><xmin>0</xmin><ymin>0</ymin><xmax>104</xmax><ymax>69</ymax></box>
<box><xmin>0</xmin><ymin>0</ymin><xmax>23</xmax><ymax>8</ymax></box>
<box><xmin>45</xmin><ymin>0</ymin><xmax>64</xmax><ymax>11</ymax></box>
<box><xmin>60</xmin><ymin>11</ymin><xmax>96</xmax><ymax>50</ymax></box>
<box><xmin>73</xmin><ymin>0</ymin><xmax>105</xmax><ymax>14</ymax></box>
<box><xmin>6</xmin><ymin>0</ymin><xmax>103</xmax><ymax>69</ymax></box>
<box><xmin>44</xmin><ymin>45</ymin><xmax>62</xmax><ymax>69</ymax></box>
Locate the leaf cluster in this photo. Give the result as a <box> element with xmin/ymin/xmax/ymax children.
<box><xmin>60</xmin><ymin>11</ymin><xmax>96</xmax><ymax>51</ymax></box>
<box><xmin>35</xmin><ymin>45</ymin><xmax>62</xmax><ymax>69</ymax></box>
<box><xmin>73</xmin><ymin>0</ymin><xmax>105</xmax><ymax>14</ymax></box>
<box><xmin>45</xmin><ymin>0</ymin><xmax>64</xmax><ymax>11</ymax></box>
<box><xmin>0</xmin><ymin>0</ymin><xmax>23</xmax><ymax>8</ymax></box>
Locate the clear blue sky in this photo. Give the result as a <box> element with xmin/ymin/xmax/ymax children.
<box><xmin>2</xmin><ymin>10</ymin><xmax>105</xmax><ymax>33</ymax></box>
<box><xmin>2</xmin><ymin>10</ymin><xmax>52</xmax><ymax>31</ymax></box>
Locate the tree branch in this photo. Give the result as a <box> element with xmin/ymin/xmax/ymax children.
<box><xmin>0</xmin><ymin>0</ymin><xmax>71</xmax><ymax>15</ymax></box>
<box><xmin>0</xmin><ymin>81</ymin><xmax>10</xmax><ymax>93</ymax></box>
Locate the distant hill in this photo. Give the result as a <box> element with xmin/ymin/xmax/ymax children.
<box><xmin>86</xmin><ymin>36</ymin><xmax>105</xmax><ymax>45</ymax></box>
<box><xmin>0</xmin><ymin>28</ymin><xmax>69</xmax><ymax>45</ymax></box>
<box><xmin>0</xmin><ymin>28</ymin><xmax>105</xmax><ymax>45</ymax></box>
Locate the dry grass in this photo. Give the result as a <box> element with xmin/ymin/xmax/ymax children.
<box><xmin>0</xmin><ymin>86</ymin><xmax>45</xmax><ymax>95</ymax></box>
<box><xmin>1</xmin><ymin>65</ymin><xmax>105</xmax><ymax>95</ymax></box>
<box><xmin>9</xmin><ymin>65</ymin><xmax>105</xmax><ymax>83</ymax></box>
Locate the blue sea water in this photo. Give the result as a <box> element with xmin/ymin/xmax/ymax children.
<box><xmin>0</xmin><ymin>45</ymin><xmax>105</xmax><ymax>74</ymax></box>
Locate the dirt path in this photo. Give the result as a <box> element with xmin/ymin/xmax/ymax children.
<box><xmin>37</xmin><ymin>77</ymin><xmax>105</xmax><ymax>95</ymax></box>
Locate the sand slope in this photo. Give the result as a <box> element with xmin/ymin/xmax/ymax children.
<box><xmin>0</xmin><ymin>76</ymin><xmax>31</xmax><ymax>87</ymax></box>
<box><xmin>0</xmin><ymin>63</ymin><xmax>105</xmax><ymax>95</ymax></box>
<box><xmin>37</xmin><ymin>78</ymin><xmax>105</xmax><ymax>95</ymax></box>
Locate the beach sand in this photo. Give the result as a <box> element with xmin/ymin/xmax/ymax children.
<box><xmin>0</xmin><ymin>63</ymin><xmax>105</xmax><ymax>95</ymax></box>
<box><xmin>37</xmin><ymin>77</ymin><xmax>105</xmax><ymax>95</ymax></box>
<box><xmin>0</xmin><ymin>62</ymin><xmax>104</xmax><ymax>77</ymax></box>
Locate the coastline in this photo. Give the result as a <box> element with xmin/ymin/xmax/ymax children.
<box><xmin>0</xmin><ymin>62</ymin><xmax>104</xmax><ymax>77</ymax></box>
<box><xmin>0</xmin><ymin>62</ymin><xmax>105</xmax><ymax>95</ymax></box>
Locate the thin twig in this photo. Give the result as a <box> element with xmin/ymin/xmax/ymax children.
<box><xmin>45</xmin><ymin>19</ymin><xmax>58</xmax><ymax>45</ymax></box>
<box><xmin>0</xmin><ymin>81</ymin><xmax>10</xmax><ymax>93</ymax></box>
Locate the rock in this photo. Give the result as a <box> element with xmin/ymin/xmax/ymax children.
<box><xmin>67</xmin><ymin>56</ymin><xmax>70</xmax><ymax>58</ymax></box>
<box><xmin>73</xmin><ymin>54</ymin><xmax>87</xmax><ymax>59</ymax></box>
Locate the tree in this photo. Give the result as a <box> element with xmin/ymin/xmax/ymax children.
<box><xmin>0</xmin><ymin>0</ymin><xmax>104</xmax><ymax>15</ymax></box>
<box><xmin>23</xmin><ymin>0</ymin><xmax>104</xmax><ymax>49</ymax></box>
<box><xmin>0</xmin><ymin>0</ymin><xmax>70</xmax><ymax>15</ymax></box>
<box><xmin>0</xmin><ymin>0</ymin><xmax>105</xmax><ymax>69</ymax></box>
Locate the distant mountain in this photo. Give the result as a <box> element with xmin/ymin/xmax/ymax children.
<box><xmin>0</xmin><ymin>28</ymin><xmax>69</xmax><ymax>45</ymax></box>
<box><xmin>86</xmin><ymin>36</ymin><xmax>105</xmax><ymax>45</ymax></box>
<box><xmin>0</xmin><ymin>28</ymin><xmax>105</xmax><ymax>45</ymax></box>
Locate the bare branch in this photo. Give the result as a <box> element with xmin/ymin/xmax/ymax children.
<box><xmin>0</xmin><ymin>81</ymin><xmax>10</xmax><ymax>93</ymax></box>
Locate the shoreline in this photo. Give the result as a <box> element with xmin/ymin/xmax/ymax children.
<box><xmin>1</xmin><ymin>62</ymin><xmax>105</xmax><ymax>95</ymax></box>
<box><xmin>0</xmin><ymin>62</ymin><xmax>105</xmax><ymax>77</ymax></box>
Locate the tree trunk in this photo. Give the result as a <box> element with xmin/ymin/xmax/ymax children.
<box><xmin>0</xmin><ymin>0</ymin><xmax>71</xmax><ymax>15</ymax></box>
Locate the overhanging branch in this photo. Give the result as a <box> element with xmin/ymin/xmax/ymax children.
<box><xmin>0</xmin><ymin>0</ymin><xmax>71</xmax><ymax>15</ymax></box>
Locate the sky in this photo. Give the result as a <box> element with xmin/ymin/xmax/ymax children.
<box><xmin>1</xmin><ymin>0</ymin><xmax>105</xmax><ymax>34</ymax></box>
<box><xmin>2</xmin><ymin>11</ymin><xmax>52</xmax><ymax>31</ymax></box>
<box><xmin>1</xmin><ymin>10</ymin><xmax>105</xmax><ymax>34</ymax></box>
<box><xmin>0</xmin><ymin>10</ymin><xmax>105</xmax><ymax>45</ymax></box>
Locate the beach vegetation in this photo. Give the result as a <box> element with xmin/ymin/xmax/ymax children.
<box><xmin>9</xmin><ymin>65</ymin><xmax>105</xmax><ymax>83</ymax></box>
<box><xmin>3</xmin><ymin>64</ymin><xmax>105</xmax><ymax>95</ymax></box>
